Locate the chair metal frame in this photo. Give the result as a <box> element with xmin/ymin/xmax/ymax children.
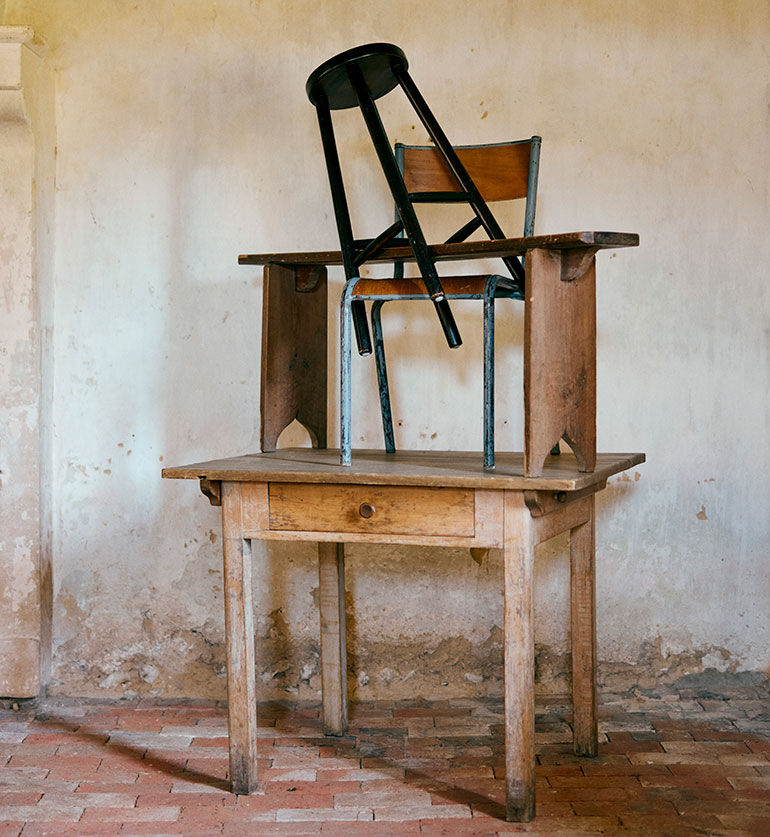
<box><xmin>341</xmin><ymin>138</ymin><xmax>542</xmax><ymax>468</ymax></box>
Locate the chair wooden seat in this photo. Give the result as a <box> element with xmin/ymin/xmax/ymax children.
<box><xmin>352</xmin><ymin>274</ymin><xmax>522</xmax><ymax>299</ymax></box>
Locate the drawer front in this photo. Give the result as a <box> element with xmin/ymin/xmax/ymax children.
<box><xmin>268</xmin><ymin>483</ymin><xmax>475</xmax><ymax>537</ymax></box>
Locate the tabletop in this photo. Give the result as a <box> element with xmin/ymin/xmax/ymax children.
<box><xmin>238</xmin><ymin>231</ymin><xmax>639</xmax><ymax>267</ymax></box>
<box><xmin>162</xmin><ymin>448</ymin><xmax>645</xmax><ymax>492</ymax></box>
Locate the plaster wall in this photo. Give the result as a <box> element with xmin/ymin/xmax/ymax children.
<box><xmin>0</xmin><ymin>34</ymin><xmax>39</xmax><ymax>697</ymax></box>
<box><xmin>0</xmin><ymin>26</ymin><xmax>53</xmax><ymax>696</ymax></box>
<box><xmin>2</xmin><ymin>0</ymin><xmax>768</xmax><ymax>700</ymax></box>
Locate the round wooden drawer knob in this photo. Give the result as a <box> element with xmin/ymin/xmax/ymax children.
<box><xmin>358</xmin><ymin>502</ymin><xmax>376</xmax><ymax>519</ymax></box>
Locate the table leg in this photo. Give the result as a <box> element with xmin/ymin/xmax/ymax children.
<box><xmin>570</xmin><ymin>495</ymin><xmax>598</xmax><ymax>756</ymax></box>
<box><xmin>221</xmin><ymin>482</ymin><xmax>259</xmax><ymax>793</ymax></box>
<box><xmin>318</xmin><ymin>542</ymin><xmax>348</xmax><ymax>735</ymax></box>
<box><xmin>503</xmin><ymin>492</ymin><xmax>536</xmax><ymax>822</ymax></box>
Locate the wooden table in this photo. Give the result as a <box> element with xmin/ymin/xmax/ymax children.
<box><xmin>239</xmin><ymin>231</ymin><xmax>639</xmax><ymax>476</ymax></box>
<box><xmin>163</xmin><ymin>447</ymin><xmax>644</xmax><ymax>821</ymax></box>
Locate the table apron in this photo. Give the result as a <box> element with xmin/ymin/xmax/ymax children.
<box><xmin>240</xmin><ymin>493</ymin><xmax>593</xmax><ymax>548</ymax></box>
<box><xmin>243</xmin><ymin>529</ymin><xmax>504</xmax><ymax>548</ymax></box>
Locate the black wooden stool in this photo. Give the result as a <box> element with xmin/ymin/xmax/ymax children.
<box><xmin>307</xmin><ymin>43</ymin><xmax>526</xmax><ymax>353</ymax></box>
<box><xmin>307</xmin><ymin>43</ymin><xmax>527</xmax><ymax>463</ymax></box>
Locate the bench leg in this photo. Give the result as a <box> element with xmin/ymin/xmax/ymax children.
<box><xmin>260</xmin><ymin>263</ymin><xmax>328</xmax><ymax>451</ymax></box>
<box><xmin>524</xmin><ymin>247</ymin><xmax>596</xmax><ymax>477</ymax></box>
<box><xmin>221</xmin><ymin>482</ymin><xmax>259</xmax><ymax>793</ymax></box>
<box><xmin>570</xmin><ymin>496</ymin><xmax>598</xmax><ymax>756</ymax></box>
<box><xmin>318</xmin><ymin>542</ymin><xmax>348</xmax><ymax>735</ymax></box>
<box><xmin>503</xmin><ymin>492</ymin><xmax>536</xmax><ymax>822</ymax></box>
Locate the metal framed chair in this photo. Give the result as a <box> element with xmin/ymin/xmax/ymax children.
<box><xmin>344</xmin><ymin>138</ymin><xmax>544</xmax><ymax>469</ymax></box>
<box><xmin>306</xmin><ymin>43</ymin><xmax>528</xmax><ymax>465</ymax></box>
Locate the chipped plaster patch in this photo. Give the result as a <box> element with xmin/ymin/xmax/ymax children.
<box><xmin>47</xmin><ymin>621</ymin><xmax>765</xmax><ymax>703</ymax></box>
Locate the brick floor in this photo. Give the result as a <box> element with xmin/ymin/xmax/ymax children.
<box><xmin>0</xmin><ymin>683</ymin><xmax>767</xmax><ymax>835</ymax></box>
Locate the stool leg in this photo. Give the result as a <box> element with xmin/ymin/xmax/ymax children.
<box><xmin>351</xmin><ymin>299</ymin><xmax>372</xmax><ymax>356</ymax></box>
<box><xmin>483</xmin><ymin>277</ymin><xmax>496</xmax><ymax>469</ymax></box>
<box><xmin>340</xmin><ymin>282</ymin><xmax>355</xmax><ymax>465</ymax></box>
<box><xmin>371</xmin><ymin>300</ymin><xmax>396</xmax><ymax>453</ymax></box>
<box><xmin>314</xmin><ymin>92</ymin><xmax>371</xmax><ymax>355</ymax></box>
<box><xmin>319</xmin><ymin>542</ymin><xmax>348</xmax><ymax>735</ymax></box>
<box><xmin>346</xmin><ymin>63</ymin><xmax>461</xmax><ymax>350</ymax></box>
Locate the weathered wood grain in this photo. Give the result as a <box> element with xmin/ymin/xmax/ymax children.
<box><xmin>524</xmin><ymin>248</ymin><xmax>596</xmax><ymax>477</ymax></box>
<box><xmin>260</xmin><ymin>263</ymin><xmax>327</xmax><ymax>452</ymax></box>
<box><xmin>351</xmin><ymin>275</ymin><xmax>510</xmax><ymax>297</ymax></box>
<box><xmin>221</xmin><ymin>482</ymin><xmax>258</xmax><ymax>793</ymax></box>
<box><xmin>251</xmin><ymin>529</ymin><xmax>496</xmax><ymax>548</ymax></box>
<box><xmin>523</xmin><ymin>482</ymin><xmax>606</xmax><ymax>517</ymax></box>
<box><xmin>199</xmin><ymin>478</ymin><xmax>221</xmax><ymax>506</ymax></box>
<box><xmin>166</xmin><ymin>449</ymin><xmax>644</xmax><ymax>813</ymax></box>
<box><xmin>402</xmin><ymin>141</ymin><xmax>532</xmax><ymax>201</ymax></box>
<box><xmin>571</xmin><ymin>495</ymin><xmax>598</xmax><ymax>757</ymax></box>
<box><xmin>502</xmin><ymin>491</ymin><xmax>536</xmax><ymax>822</ymax></box>
<box><xmin>268</xmin><ymin>483</ymin><xmax>474</xmax><ymax>536</ymax></box>
<box><xmin>318</xmin><ymin>542</ymin><xmax>348</xmax><ymax>735</ymax></box>
<box><xmin>163</xmin><ymin>449</ymin><xmax>644</xmax><ymax>492</ymax></box>
<box><xmin>532</xmin><ymin>496</ymin><xmax>593</xmax><ymax>546</ymax></box>
<box><xmin>240</xmin><ymin>482</ymin><xmax>269</xmax><ymax>532</ymax></box>
<box><xmin>238</xmin><ymin>231</ymin><xmax>639</xmax><ymax>267</ymax></box>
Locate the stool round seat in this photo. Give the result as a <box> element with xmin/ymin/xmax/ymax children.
<box><xmin>306</xmin><ymin>42</ymin><xmax>407</xmax><ymax>110</ymax></box>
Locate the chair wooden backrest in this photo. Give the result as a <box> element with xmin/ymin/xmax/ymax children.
<box><xmin>396</xmin><ymin>137</ymin><xmax>541</xmax><ymax>239</ymax></box>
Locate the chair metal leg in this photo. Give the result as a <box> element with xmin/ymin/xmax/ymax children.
<box><xmin>371</xmin><ymin>300</ymin><xmax>395</xmax><ymax>453</ymax></box>
<box><xmin>340</xmin><ymin>282</ymin><xmax>356</xmax><ymax>466</ymax></box>
<box><xmin>483</xmin><ymin>277</ymin><xmax>497</xmax><ymax>469</ymax></box>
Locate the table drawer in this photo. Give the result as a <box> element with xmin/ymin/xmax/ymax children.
<box><xmin>268</xmin><ymin>483</ymin><xmax>475</xmax><ymax>536</ymax></box>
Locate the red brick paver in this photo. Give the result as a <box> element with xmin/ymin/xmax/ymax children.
<box><xmin>0</xmin><ymin>684</ymin><xmax>767</xmax><ymax>835</ymax></box>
